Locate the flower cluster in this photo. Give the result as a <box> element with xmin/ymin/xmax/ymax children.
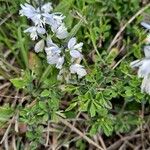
<box><xmin>20</xmin><ymin>2</ymin><xmax>67</xmax><ymax>40</ymax></box>
<box><xmin>19</xmin><ymin>1</ymin><xmax>87</xmax><ymax>79</ymax></box>
<box><xmin>130</xmin><ymin>22</ymin><xmax>150</xmax><ymax>94</ymax></box>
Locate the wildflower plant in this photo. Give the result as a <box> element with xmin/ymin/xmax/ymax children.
<box><xmin>130</xmin><ymin>22</ymin><xmax>150</xmax><ymax>94</ymax></box>
<box><xmin>19</xmin><ymin>1</ymin><xmax>87</xmax><ymax>80</ymax></box>
<box><xmin>1</xmin><ymin>0</ymin><xmax>150</xmax><ymax>149</ymax></box>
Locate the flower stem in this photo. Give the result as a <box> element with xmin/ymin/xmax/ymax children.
<box><xmin>39</xmin><ymin>65</ymin><xmax>52</xmax><ymax>83</ymax></box>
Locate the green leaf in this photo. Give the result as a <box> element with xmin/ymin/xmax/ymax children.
<box><xmin>54</xmin><ymin>0</ymin><xmax>74</xmax><ymax>27</ymax></box>
<box><xmin>133</xmin><ymin>44</ymin><xmax>141</xmax><ymax>59</ymax></box>
<box><xmin>40</xmin><ymin>89</ymin><xmax>50</xmax><ymax>97</ymax></box>
<box><xmin>65</xmin><ymin>20</ymin><xmax>83</xmax><ymax>43</ymax></box>
<box><xmin>17</xmin><ymin>27</ymin><xmax>28</xmax><ymax>68</ymax></box>
<box><xmin>10</xmin><ymin>78</ymin><xmax>26</xmax><ymax>89</ymax></box>
<box><xmin>66</xmin><ymin>102</ymin><xmax>77</xmax><ymax>111</ymax></box>
<box><xmin>54</xmin><ymin>0</ymin><xmax>74</xmax><ymax>13</ymax></box>
<box><xmin>10</xmin><ymin>71</ymin><xmax>32</xmax><ymax>89</ymax></box>
<box><xmin>38</xmin><ymin>101</ymin><xmax>47</xmax><ymax>110</ymax></box>
<box><xmin>0</xmin><ymin>105</ymin><xmax>14</xmax><ymax>126</ymax></box>
<box><xmin>89</xmin><ymin>123</ymin><xmax>99</xmax><ymax>135</ymax></box>
<box><xmin>106</xmin><ymin>48</ymin><xmax>119</xmax><ymax>64</ymax></box>
<box><xmin>80</xmin><ymin>100</ymin><xmax>90</xmax><ymax>112</ymax></box>
<box><xmin>90</xmin><ymin>102</ymin><xmax>96</xmax><ymax>117</ymax></box>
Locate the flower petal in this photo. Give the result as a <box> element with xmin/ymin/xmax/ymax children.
<box><xmin>141</xmin><ymin>76</ymin><xmax>150</xmax><ymax>94</ymax></box>
<box><xmin>47</xmin><ymin>55</ymin><xmax>59</xmax><ymax>64</ymax></box>
<box><xmin>70</xmin><ymin>64</ymin><xmax>87</xmax><ymax>78</ymax></box>
<box><xmin>70</xmin><ymin>50</ymin><xmax>83</xmax><ymax>58</ymax></box>
<box><xmin>41</xmin><ymin>2</ymin><xmax>53</xmax><ymax>13</ymax></box>
<box><xmin>34</xmin><ymin>39</ymin><xmax>45</xmax><ymax>53</ymax></box>
<box><xmin>55</xmin><ymin>24</ymin><xmax>68</xmax><ymax>39</ymax></box>
<box><xmin>141</xmin><ymin>22</ymin><xmax>150</xmax><ymax>30</ymax></box>
<box><xmin>74</xmin><ymin>42</ymin><xmax>83</xmax><ymax>51</ymax></box>
<box><xmin>138</xmin><ymin>59</ymin><xmax>150</xmax><ymax>78</ymax></box>
<box><xmin>68</xmin><ymin>37</ymin><xmax>76</xmax><ymax>49</ymax></box>
<box><xmin>56</xmin><ymin>56</ymin><xmax>64</xmax><ymax>69</ymax></box>
<box><xmin>144</xmin><ymin>46</ymin><xmax>150</xmax><ymax>58</ymax></box>
<box><xmin>130</xmin><ymin>59</ymin><xmax>143</xmax><ymax>68</ymax></box>
<box><xmin>37</xmin><ymin>27</ymin><xmax>46</xmax><ymax>34</ymax></box>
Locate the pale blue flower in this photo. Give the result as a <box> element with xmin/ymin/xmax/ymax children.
<box><xmin>34</xmin><ymin>39</ymin><xmax>45</xmax><ymax>53</ymax></box>
<box><xmin>43</xmin><ymin>13</ymin><xmax>68</xmax><ymax>39</ymax></box>
<box><xmin>141</xmin><ymin>76</ymin><xmax>150</xmax><ymax>94</ymax></box>
<box><xmin>45</xmin><ymin>38</ymin><xmax>64</xmax><ymax>69</ymax></box>
<box><xmin>137</xmin><ymin>59</ymin><xmax>150</xmax><ymax>78</ymax></box>
<box><xmin>68</xmin><ymin>37</ymin><xmax>83</xmax><ymax>59</ymax></box>
<box><xmin>141</xmin><ymin>22</ymin><xmax>150</xmax><ymax>30</ymax></box>
<box><xmin>24</xmin><ymin>26</ymin><xmax>46</xmax><ymax>40</ymax></box>
<box><xmin>130</xmin><ymin>45</ymin><xmax>150</xmax><ymax>94</ymax></box>
<box><xmin>41</xmin><ymin>2</ymin><xmax>53</xmax><ymax>13</ymax></box>
<box><xmin>20</xmin><ymin>2</ymin><xmax>68</xmax><ymax>39</ymax></box>
<box><xmin>46</xmin><ymin>37</ymin><xmax>61</xmax><ymax>53</ymax></box>
<box><xmin>130</xmin><ymin>46</ymin><xmax>150</xmax><ymax>78</ymax></box>
<box><xmin>20</xmin><ymin>3</ymin><xmax>53</xmax><ymax>27</ymax></box>
<box><xmin>43</xmin><ymin>13</ymin><xmax>65</xmax><ymax>27</ymax></box>
<box><xmin>56</xmin><ymin>56</ymin><xmax>64</xmax><ymax>69</ymax></box>
<box><xmin>144</xmin><ymin>46</ymin><xmax>150</xmax><ymax>58</ymax></box>
<box><xmin>19</xmin><ymin>3</ymin><xmax>37</xmax><ymax>19</ymax></box>
<box><xmin>53</xmin><ymin>23</ymin><xmax>68</xmax><ymax>39</ymax></box>
<box><xmin>20</xmin><ymin>3</ymin><xmax>43</xmax><ymax>26</ymax></box>
<box><xmin>70</xmin><ymin>64</ymin><xmax>87</xmax><ymax>78</ymax></box>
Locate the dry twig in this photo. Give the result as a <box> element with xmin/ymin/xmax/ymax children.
<box><xmin>59</xmin><ymin>117</ymin><xmax>104</xmax><ymax>150</ymax></box>
<box><xmin>108</xmin><ymin>3</ymin><xmax>150</xmax><ymax>51</ymax></box>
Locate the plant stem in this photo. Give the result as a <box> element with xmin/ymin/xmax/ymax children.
<box><xmin>39</xmin><ymin>65</ymin><xmax>52</xmax><ymax>83</ymax></box>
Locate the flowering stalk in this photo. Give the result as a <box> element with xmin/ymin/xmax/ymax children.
<box><xmin>19</xmin><ymin>1</ymin><xmax>87</xmax><ymax>80</ymax></box>
<box><xmin>130</xmin><ymin>22</ymin><xmax>150</xmax><ymax>94</ymax></box>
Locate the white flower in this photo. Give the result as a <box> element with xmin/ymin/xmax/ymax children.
<box><xmin>45</xmin><ymin>38</ymin><xmax>64</xmax><ymax>69</ymax></box>
<box><xmin>20</xmin><ymin>3</ymin><xmax>43</xmax><ymax>26</ymax></box>
<box><xmin>130</xmin><ymin>59</ymin><xmax>143</xmax><ymax>69</ymax></box>
<box><xmin>68</xmin><ymin>37</ymin><xmax>83</xmax><ymax>59</ymax></box>
<box><xmin>68</xmin><ymin>37</ymin><xmax>83</xmax><ymax>51</ymax></box>
<box><xmin>130</xmin><ymin>46</ymin><xmax>150</xmax><ymax>78</ymax></box>
<box><xmin>24</xmin><ymin>26</ymin><xmax>46</xmax><ymax>40</ymax></box>
<box><xmin>45</xmin><ymin>45</ymin><xmax>61</xmax><ymax>61</ymax></box>
<box><xmin>47</xmin><ymin>54</ymin><xmax>64</xmax><ymax>69</ymax></box>
<box><xmin>19</xmin><ymin>3</ymin><xmax>37</xmax><ymax>19</ymax></box>
<box><xmin>143</xmin><ymin>46</ymin><xmax>150</xmax><ymax>58</ymax></box>
<box><xmin>32</xmin><ymin>13</ymin><xmax>45</xmax><ymax>27</ymax></box>
<box><xmin>141</xmin><ymin>75</ymin><xmax>150</xmax><ymax>94</ymax></box>
<box><xmin>46</xmin><ymin>37</ymin><xmax>61</xmax><ymax>53</ymax></box>
<box><xmin>47</xmin><ymin>53</ymin><xmax>60</xmax><ymax>64</ymax></box>
<box><xmin>54</xmin><ymin>23</ymin><xmax>68</xmax><ymax>39</ymax></box>
<box><xmin>70</xmin><ymin>64</ymin><xmax>87</xmax><ymax>78</ymax></box>
<box><xmin>141</xmin><ymin>22</ymin><xmax>150</xmax><ymax>30</ymax></box>
<box><xmin>130</xmin><ymin>46</ymin><xmax>150</xmax><ymax>94</ymax></box>
<box><xmin>34</xmin><ymin>39</ymin><xmax>45</xmax><ymax>53</ymax></box>
<box><xmin>43</xmin><ymin>13</ymin><xmax>68</xmax><ymax>39</ymax></box>
<box><xmin>52</xmin><ymin>13</ymin><xmax>65</xmax><ymax>28</ymax></box>
<box><xmin>20</xmin><ymin>3</ymin><xmax>68</xmax><ymax>39</ymax></box>
<box><xmin>41</xmin><ymin>2</ymin><xmax>53</xmax><ymax>13</ymax></box>
<box><xmin>44</xmin><ymin>13</ymin><xmax>65</xmax><ymax>28</ymax></box>
<box><xmin>56</xmin><ymin>56</ymin><xmax>64</xmax><ymax>69</ymax></box>
<box><xmin>20</xmin><ymin>3</ymin><xmax>53</xmax><ymax>27</ymax></box>
<box><xmin>137</xmin><ymin>59</ymin><xmax>150</xmax><ymax>78</ymax></box>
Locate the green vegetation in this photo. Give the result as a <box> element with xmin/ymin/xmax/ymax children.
<box><xmin>0</xmin><ymin>0</ymin><xmax>150</xmax><ymax>149</ymax></box>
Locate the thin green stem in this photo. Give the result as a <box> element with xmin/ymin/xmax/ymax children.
<box><xmin>17</xmin><ymin>27</ymin><xmax>28</xmax><ymax>69</ymax></box>
<box><xmin>88</xmin><ymin>28</ymin><xmax>105</xmax><ymax>64</ymax></box>
<box><xmin>39</xmin><ymin>65</ymin><xmax>52</xmax><ymax>83</ymax></box>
